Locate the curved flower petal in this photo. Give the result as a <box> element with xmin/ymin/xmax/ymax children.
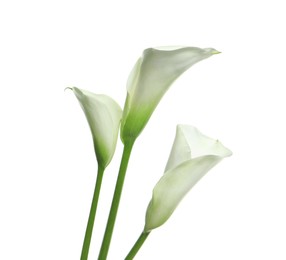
<box><xmin>144</xmin><ymin>125</ymin><xmax>232</xmax><ymax>232</ymax></box>
<box><xmin>121</xmin><ymin>47</ymin><xmax>220</xmax><ymax>142</ymax></box>
<box><xmin>69</xmin><ymin>87</ymin><xmax>122</xmax><ymax>169</ymax></box>
<box><xmin>165</xmin><ymin>125</ymin><xmax>231</xmax><ymax>171</ymax></box>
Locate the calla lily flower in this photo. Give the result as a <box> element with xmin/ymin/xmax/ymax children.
<box><xmin>68</xmin><ymin>87</ymin><xmax>122</xmax><ymax>169</ymax></box>
<box><xmin>144</xmin><ymin>125</ymin><xmax>232</xmax><ymax>232</ymax></box>
<box><xmin>121</xmin><ymin>47</ymin><xmax>220</xmax><ymax>143</ymax></box>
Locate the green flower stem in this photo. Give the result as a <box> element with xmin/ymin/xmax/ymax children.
<box><xmin>98</xmin><ymin>139</ymin><xmax>135</xmax><ymax>260</ymax></box>
<box><xmin>125</xmin><ymin>231</ymin><xmax>150</xmax><ymax>260</ymax></box>
<box><xmin>80</xmin><ymin>166</ymin><xmax>105</xmax><ymax>260</ymax></box>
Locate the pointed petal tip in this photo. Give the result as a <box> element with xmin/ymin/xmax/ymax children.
<box><xmin>212</xmin><ymin>50</ymin><xmax>221</xmax><ymax>55</ymax></box>
<box><xmin>211</xmin><ymin>49</ymin><xmax>221</xmax><ymax>55</ymax></box>
<box><xmin>64</xmin><ymin>87</ymin><xmax>80</xmax><ymax>92</ymax></box>
<box><xmin>203</xmin><ymin>48</ymin><xmax>221</xmax><ymax>55</ymax></box>
<box><xmin>64</xmin><ymin>86</ymin><xmax>74</xmax><ymax>92</ymax></box>
<box><xmin>216</xmin><ymin>139</ymin><xmax>233</xmax><ymax>157</ymax></box>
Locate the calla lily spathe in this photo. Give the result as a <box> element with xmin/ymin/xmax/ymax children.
<box><xmin>144</xmin><ymin>125</ymin><xmax>232</xmax><ymax>232</ymax></box>
<box><xmin>121</xmin><ymin>47</ymin><xmax>220</xmax><ymax>143</ymax></box>
<box><xmin>69</xmin><ymin>87</ymin><xmax>122</xmax><ymax>169</ymax></box>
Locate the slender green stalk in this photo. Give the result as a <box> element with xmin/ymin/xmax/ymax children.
<box><xmin>80</xmin><ymin>166</ymin><xmax>105</xmax><ymax>260</ymax></box>
<box><xmin>125</xmin><ymin>232</ymin><xmax>150</xmax><ymax>260</ymax></box>
<box><xmin>98</xmin><ymin>140</ymin><xmax>135</xmax><ymax>260</ymax></box>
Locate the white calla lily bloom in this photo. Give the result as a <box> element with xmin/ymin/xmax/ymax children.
<box><xmin>144</xmin><ymin>125</ymin><xmax>232</xmax><ymax>232</ymax></box>
<box><xmin>121</xmin><ymin>47</ymin><xmax>220</xmax><ymax>142</ymax></box>
<box><xmin>69</xmin><ymin>87</ymin><xmax>122</xmax><ymax>169</ymax></box>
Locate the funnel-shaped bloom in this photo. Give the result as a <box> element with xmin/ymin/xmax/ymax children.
<box><xmin>69</xmin><ymin>87</ymin><xmax>122</xmax><ymax>169</ymax></box>
<box><xmin>121</xmin><ymin>47</ymin><xmax>220</xmax><ymax>143</ymax></box>
<box><xmin>144</xmin><ymin>125</ymin><xmax>232</xmax><ymax>232</ymax></box>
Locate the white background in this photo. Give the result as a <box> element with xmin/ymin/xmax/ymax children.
<box><xmin>1</xmin><ymin>0</ymin><xmax>286</xmax><ymax>259</ymax></box>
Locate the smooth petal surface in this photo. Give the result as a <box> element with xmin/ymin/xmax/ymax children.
<box><xmin>165</xmin><ymin>125</ymin><xmax>231</xmax><ymax>172</ymax></box>
<box><xmin>121</xmin><ymin>47</ymin><xmax>220</xmax><ymax>142</ymax></box>
<box><xmin>69</xmin><ymin>87</ymin><xmax>122</xmax><ymax>169</ymax></box>
<box><xmin>144</xmin><ymin>125</ymin><xmax>232</xmax><ymax>232</ymax></box>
